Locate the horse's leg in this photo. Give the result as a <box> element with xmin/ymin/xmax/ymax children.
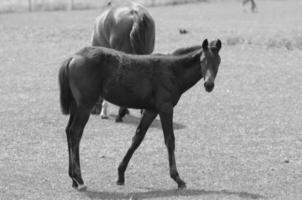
<box><xmin>242</xmin><ymin>0</ymin><xmax>249</xmax><ymax>5</ymax></box>
<box><xmin>242</xmin><ymin>0</ymin><xmax>249</xmax><ymax>11</ymax></box>
<box><xmin>117</xmin><ymin>110</ymin><xmax>157</xmax><ymax>185</ymax></box>
<box><xmin>251</xmin><ymin>0</ymin><xmax>256</xmax><ymax>12</ymax></box>
<box><xmin>91</xmin><ymin>96</ymin><xmax>103</xmax><ymax>115</ymax></box>
<box><xmin>115</xmin><ymin>107</ymin><xmax>130</xmax><ymax>122</ymax></box>
<box><xmin>159</xmin><ymin>104</ymin><xmax>186</xmax><ymax>189</ymax></box>
<box><xmin>67</xmin><ymin>106</ymin><xmax>90</xmax><ymax>190</ymax></box>
<box><xmin>101</xmin><ymin>100</ymin><xmax>109</xmax><ymax>119</ymax></box>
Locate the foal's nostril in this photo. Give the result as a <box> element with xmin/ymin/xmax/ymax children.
<box><xmin>204</xmin><ymin>82</ymin><xmax>214</xmax><ymax>92</ymax></box>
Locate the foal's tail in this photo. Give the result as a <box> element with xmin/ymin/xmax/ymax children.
<box><xmin>130</xmin><ymin>11</ymin><xmax>155</xmax><ymax>55</ymax></box>
<box><xmin>58</xmin><ymin>57</ymin><xmax>73</xmax><ymax>115</ymax></box>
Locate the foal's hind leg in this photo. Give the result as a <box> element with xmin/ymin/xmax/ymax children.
<box><xmin>117</xmin><ymin>110</ymin><xmax>157</xmax><ymax>185</ymax></box>
<box><xmin>66</xmin><ymin>113</ymin><xmax>74</xmax><ymax>186</ymax></box>
<box><xmin>66</xmin><ymin>106</ymin><xmax>90</xmax><ymax>190</ymax></box>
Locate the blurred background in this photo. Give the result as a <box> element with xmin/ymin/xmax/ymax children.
<box><xmin>0</xmin><ymin>0</ymin><xmax>208</xmax><ymax>13</ymax></box>
<box><xmin>1</xmin><ymin>0</ymin><xmax>302</xmax><ymax>199</ymax></box>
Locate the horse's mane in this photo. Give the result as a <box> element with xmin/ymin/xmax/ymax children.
<box><xmin>149</xmin><ymin>45</ymin><xmax>202</xmax><ymax>63</ymax></box>
<box><xmin>172</xmin><ymin>41</ymin><xmax>221</xmax><ymax>56</ymax></box>
<box><xmin>172</xmin><ymin>45</ymin><xmax>202</xmax><ymax>56</ymax></box>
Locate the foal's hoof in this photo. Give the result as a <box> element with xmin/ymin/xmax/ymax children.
<box><xmin>116</xmin><ymin>178</ymin><xmax>125</xmax><ymax>185</ymax></box>
<box><xmin>116</xmin><ymin>180</ymin><xmax>125</xmax><ymax>185</ymax></box>
<box><xmin>72</xmin><ymin>178</ymin><xmax>87</xmax><ymax>191</ymax></box>
<box><xmin>178</xmin><ymin>182</ymin><xmax>186</xmax><ymax>190</ymax></box>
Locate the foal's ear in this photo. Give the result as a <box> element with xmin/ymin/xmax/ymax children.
<box><xmin>202</xmin><ymin>39</ymin><xmax>208</xmax><ymax>51</ymax></box>
<box><xmin>216</xmin><ymin>39</ymin><xmax>222</xmax><ymax>51</ymax></box>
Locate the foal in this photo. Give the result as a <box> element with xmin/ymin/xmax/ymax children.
<box><xmin>59</xmin><ymin>39</ymin><xmax>222</xmax><ymax>190</ymax></box>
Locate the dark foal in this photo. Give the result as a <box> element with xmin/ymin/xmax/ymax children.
<box><xmin>91</xmin><ymin>0</ymin><xmax>155</xmax><ymax>122</ymax></box>
<box><xmin>59</xmin><ymin>39</ymin><xmax>222</xmax><ymax>190</ymax></box>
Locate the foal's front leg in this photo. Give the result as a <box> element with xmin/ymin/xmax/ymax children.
<box><xmin>159</xmin><ymin>104</ymin><xmax>186</xmax><ymax>189</ymax></box>
<box><xmin>117</xmin><ymin>110</ymin><xmax>157</xmax><ymax>185</ymax></box>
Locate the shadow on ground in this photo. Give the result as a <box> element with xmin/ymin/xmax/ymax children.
<box><xmin>108</xmin><ymin>114</ymin><xmax>186</xmax><ymax>130</ymax></box>
<box><xmin>84</xmin><ymin>188</ymin><xmax>265</xmax><ymax>199</ymax></box>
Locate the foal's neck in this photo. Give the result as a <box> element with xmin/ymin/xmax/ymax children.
<box><xmin>173</xmin><ymin>54</ymin><xmax>203</xmax><ymax>94</ymax></box>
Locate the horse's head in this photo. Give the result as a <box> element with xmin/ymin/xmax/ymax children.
<box><xmin>199</xmin><ymin>39</ymin><xmax>221</xmax><ymax>92</ymax></box>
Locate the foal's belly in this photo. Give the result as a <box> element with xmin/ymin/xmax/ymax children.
<box><xmin>101</xmin><ymin>78</ymin><xmax>155</xmax><ymax>110</ymax></box>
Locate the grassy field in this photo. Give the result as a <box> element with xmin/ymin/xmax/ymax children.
<box><xmin>0</xmin><ymin>0</ymin><xmax>302</xmax><ymax>200</ymax></box>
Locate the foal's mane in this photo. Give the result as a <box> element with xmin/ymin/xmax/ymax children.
<box><xmin>150</xmin><ymin>45</ymin><xmax>202</xmax><ymax>60</ymax></box>
<box><xmin>172</xmin><ymin>45</ymin><xmax>202</xmax><ymax>56</ymax></box>
<box><xmin>172</xmin><ymin>41</ymin><xmax>221</xmax><ymax>56</ymax></box>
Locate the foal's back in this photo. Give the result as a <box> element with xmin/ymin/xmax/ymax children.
<box><xmin>71</xmin><ymin>46</ymin><xmax>178</xmax><ymax>110</ymax></box>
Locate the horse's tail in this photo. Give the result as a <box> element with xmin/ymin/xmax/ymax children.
<box><xmin>58</xmin><ymin>57</ymin><xmax>73</xmax><ymax>115</ymax></box>
<box><xmin>130</xmin><ymin>11</ymin><xmax>155</xmax><ymax>55</ymax></box>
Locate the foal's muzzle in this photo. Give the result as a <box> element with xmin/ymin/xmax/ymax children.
<box><xmin>204</xmin><ymin>82</ymin><xmax>214</xmax><ymax>92</ymax></box>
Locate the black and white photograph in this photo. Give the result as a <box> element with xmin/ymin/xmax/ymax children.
<box><xmin>0</xmin><ymin>0</ymin><xmax>301</xmax><ymax>199</ymax></box>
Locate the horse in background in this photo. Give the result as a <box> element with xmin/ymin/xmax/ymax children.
<box><xmin>58</xmin><ymin>38</ymin><xmax>222</xmax><ymax>190</ymax></box>
<box><xmin>243</xmin><ymin>0</ymin><xmax>257</xmax><ymax>12</ymax></box>
<box><xmin>91</xmin><ymin>0</ymin><xmax>155</xmax><ymax>122</ymax></box>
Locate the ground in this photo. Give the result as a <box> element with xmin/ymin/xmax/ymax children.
<box><xmin>0</xmin><ymin>1</ymin><xmax>302</xmax><ymax>199</ymax></box>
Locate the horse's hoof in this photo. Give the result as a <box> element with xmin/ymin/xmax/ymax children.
<box><xmin>116</xmin><ymin>181</ymin><xmax>125</xmax><ymax>185</ymax></box>
<box><xmin>178</xmin><ymin>182</ymin><xmax>186</xmax><ymax>190</ymax></box>
<box><xmin>77</xmin><ymin>184</ymin><xmax>87</xmax><ymax>191</ymax></box>
<box><xmin>72</xmin><ymin>183</ymin><xmax>87</xmax><ymax>191</ymax></box>
<box><xmin>101</xmin><ymin>115</ymin><xmax>109</xmax><ymax>119</ymax></box>
<box><xmin>71</xmin><ymin>178</ymin><xmax>86</xmax><ymax>191</ymax></box>
<box><xmin>91</xmin><ymin>107</ymin><xmax>102</xmax><ymax>115</ymax></box>
<box><xmin>91</xmin><ymin>111</ymin><xmax>101</xmax><ymax>115</ymax></box>
<box><xmin>115</xmin><ymin>118</ymin><xmax>123</xmax><ymax>123</ymax></box>
<box><xmin>116</xmin><ymin>178</ymin><xmax>125</xmax><ymax>185</ymax></box>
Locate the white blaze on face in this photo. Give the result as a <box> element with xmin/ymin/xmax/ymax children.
<box><xmin>204</xmin><ymin>69</ymin><xmax>214</xmax><ymax>84</ymax></box>
<box><xmin>204</xmin><ymin>68</ymin><xmax>215</xmax><ymax>92</ymax></box>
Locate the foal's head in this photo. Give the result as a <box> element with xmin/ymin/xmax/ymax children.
<box><xmin>198</xmin><ymin>39</ymin><xmax>222</xmax><ymax>92</ymax></box>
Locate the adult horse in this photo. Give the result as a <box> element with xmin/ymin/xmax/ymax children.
<box><xmin>91</xmin><ymin>0</ymin><xmax>155</xmax><ymax>122</ymax></box>
<box><xmin>59</xmin><ymin>39</ymin><xmax>222</xmax><ymax>190</ymax></box>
